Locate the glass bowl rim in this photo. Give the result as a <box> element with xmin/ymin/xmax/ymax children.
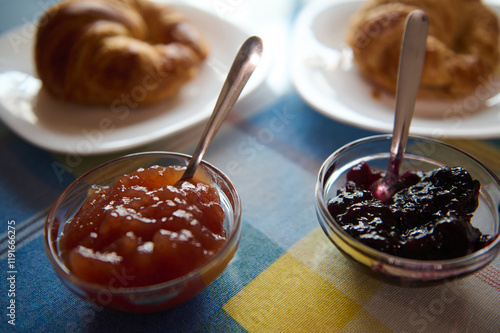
<box><xmin>315</xmin><ymin>134</ymin><xmax>500</xmax><ymax>269</ymax></box>
<box><xmin>44</xmin><ymin>151</ymin><xmax>242</xmax><ymax>295</ymax></box>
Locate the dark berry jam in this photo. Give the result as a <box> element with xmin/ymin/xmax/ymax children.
<box><xmin>327</xmin><ymin>162</ymin><xmax>491</xmax><ymax>260</ymax></box>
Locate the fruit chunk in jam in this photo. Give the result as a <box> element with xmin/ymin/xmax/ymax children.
<box><xmin>58</xmin><ymin>165</ymin><xmax>226</xmax><ymax>287</ymax></box>
<box><xmin>327</xmin><ymin>162</ymin><xmax>491</xmax><ymax>260</ymax></box>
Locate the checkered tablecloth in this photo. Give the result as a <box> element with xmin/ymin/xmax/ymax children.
<box><xmin>1</xmin><ymin>1</ymin><xmax>500</xmax><ymax>332</ymax></box>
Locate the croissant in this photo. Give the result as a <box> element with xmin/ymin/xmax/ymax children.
<box><xmin>347</xmin><ymin>0</ymin><xmax>500</xmax><ymax>99</ymax></box>
<box><xmin>35</xmin><ymin>0</ymin><xmax>208</xmax><ymax>106</ymax></box>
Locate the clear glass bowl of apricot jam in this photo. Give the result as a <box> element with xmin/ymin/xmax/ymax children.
<box><xmin>315</xmin><ymin>135</ymin><xmax>500</xmax><ymax>287</ymax></box>
<box><xmin>44</xmin><ymin>152</ymin><xmax>241</xmax><ymax>312</ymax></box>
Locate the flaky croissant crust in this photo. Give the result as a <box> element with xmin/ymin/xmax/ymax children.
<box><xmin>35</xmin><ymin>0</ymin><xmax>208</xmax><ymax>106</ymax></box>
<box><xmin>347</xmin><ymin>0</ymin><xmax>500</xmax><ymax>99</ymax></box>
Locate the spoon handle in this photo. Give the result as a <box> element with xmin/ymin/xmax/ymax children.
<box><xmin>389</xmin><ymin>10</ymin><xmax>429</xmax><ymax>173</ymax></box>
<box><xmin>181</xmin><ymin>36</ymin><xmax>263</xmax><ymax>181</ymax></box>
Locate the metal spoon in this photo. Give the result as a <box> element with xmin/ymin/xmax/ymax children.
<box><xmin>370</xmin><ymin>10</ymin><xmax>429</xmax><ymax>202</ymax></box>
<box><xmin>178</xmin><ymin>36</ymin><xmax>263</xmax><ymax>182</ymax></box>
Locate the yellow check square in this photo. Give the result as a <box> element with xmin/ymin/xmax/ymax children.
<box><xmin>288</xmin><ymin>227</ymin><xmax>383</xmax><ymax>306</ymax></box>
<box><xmin>223</xmin><ymin>253</ymin><xmax>362</xmax><ymax>332</ymax></box>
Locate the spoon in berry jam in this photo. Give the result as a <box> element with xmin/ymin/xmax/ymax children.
<box><xmin>178</xmin><ymin>36</ymin><xmax>263</xmax><ymax>183</ymax></box>
<box><xmin>370</xmin><ymin>10</ymin><xmax>429</xmax><ymax>202</ymax></box>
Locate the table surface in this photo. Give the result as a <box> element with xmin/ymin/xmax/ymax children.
<box><xmin>1</xmin><ymin>0</ymin><xmax>500</xmax><ymax>332</ymax></box>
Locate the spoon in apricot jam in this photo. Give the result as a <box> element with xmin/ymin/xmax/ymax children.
<box><xmin>370</xmin><ymin>10</ymin><xmax>429</xmax><ymax>202</ymax></box>
<box><xmin>178</xmin><ymin>36</ymin><xmax>263</xmax><ymax>183</ymax></box>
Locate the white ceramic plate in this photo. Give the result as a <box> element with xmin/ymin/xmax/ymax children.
<box><xmin>291</xmin><ymin>0</ymin><xmax>500</xmax><ymax>138</ymax></box>
<box><xmin>0</xmin><ymin>3</ymin><xmax>269</xmax><ymax>155</ymax></box>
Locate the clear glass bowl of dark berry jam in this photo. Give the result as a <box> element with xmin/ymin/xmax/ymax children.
<box><xmin>315</xmin><ymin>135</ymin><xmax>500</xmax><ymax>287</ymax></box>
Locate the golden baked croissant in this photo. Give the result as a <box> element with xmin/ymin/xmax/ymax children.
<box><xmin>347</xmin><ymin>0</ymin><xmax>500</xmax><ymax>99</ymax></box>
<box><xmin>35</xmin><ymin>0</ymin><xmax>208</xmax><ymax>106</ymax></box>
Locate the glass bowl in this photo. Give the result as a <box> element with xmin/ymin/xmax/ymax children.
<box><xmin>44</xmin><ymin>152</ymin><xmax>241</xmax><ymax>312</ymax></box>
<box><xmin>315</xmin><ymin>135</ymin><xmax>500</xmax><ymax>287</ymax></box>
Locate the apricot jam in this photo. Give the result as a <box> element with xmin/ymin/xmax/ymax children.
<box><xmin>328</xmin><ymin>162</ymin><xmax>491</xmax><ymax>260</ymax></box>
<box><xmin>58</xmin><ymin>165</ymin><xmax>226</xmax><ymax>287</ymax></box>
